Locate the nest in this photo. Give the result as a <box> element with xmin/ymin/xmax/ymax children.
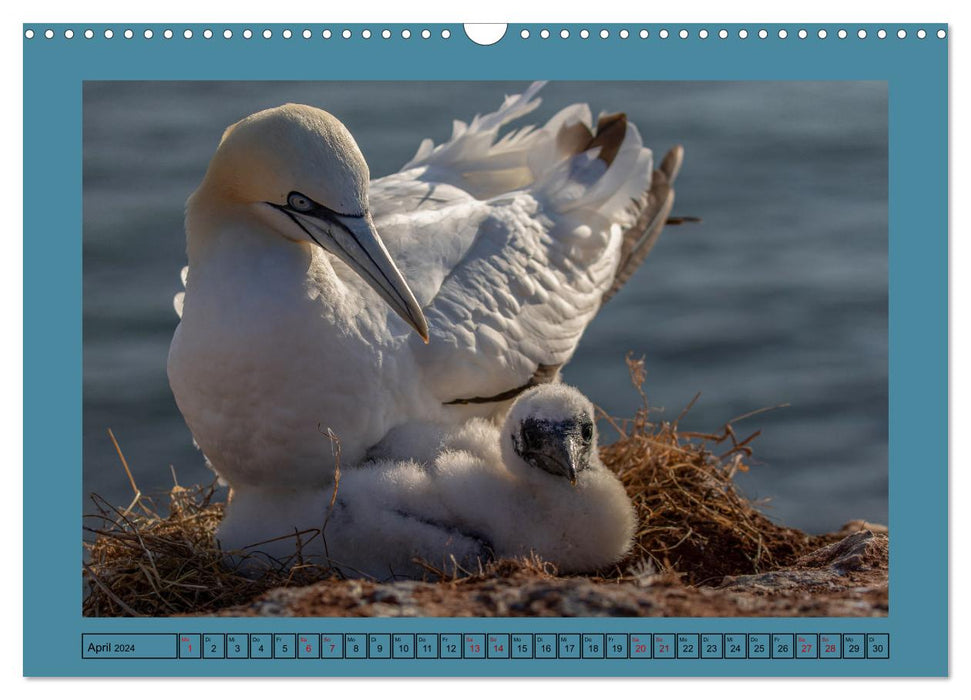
<box><xmin>83</xmin><ymin>355</ymin><xmax>820</xmax><ymax>616</ymax></box>
<box><xmin>599</xmin><ymin>354</ymin><xmax>817</xmax><ymax>585</ymax></box>
<box><xmin>83</xmin><ymin>482</ymin><xmax>340</xmax><ymax>617</ymax></box>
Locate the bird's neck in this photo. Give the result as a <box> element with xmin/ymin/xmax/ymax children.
<box><xmin>188</xmin><ymin>194</ymin><xmax>302</xmax><ymax>262</ymax></box>
<box><xmin>182</xmin><ymin>191</ymin><xmax>399</xmax><ymax>348</ymax></box>
<box><xmin>183</xmin><ymin>194</ymin><xmax>344</xmax><ymax>315</ymax></box>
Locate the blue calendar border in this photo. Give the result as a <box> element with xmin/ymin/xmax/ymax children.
<box><xmin>23</xmin><ymin>23</ymin><xmax>948</xmax><ymax>677</ymax></box>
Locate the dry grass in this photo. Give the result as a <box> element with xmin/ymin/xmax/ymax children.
<box><xmin>83</xmin><ymin>482</ymin><xmax>340</xmax><ymax>616</ymax></box>
<box><xmin>83</xmin><ymin>356</ymin><xmax>819</xmax><ymax>616</ymax></box>
<box><xmin>599</xmin><ymin>354</ymin><xmax>817</xmax><ymax>585</ymax></box>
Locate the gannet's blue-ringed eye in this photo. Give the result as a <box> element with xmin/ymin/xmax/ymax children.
<box><xmin>287</xmin><ymin>192</ymin><xmax>314</xmax><ymax>212</ymax></box>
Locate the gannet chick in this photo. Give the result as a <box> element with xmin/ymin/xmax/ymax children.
<box><xmin>317</xmin><ymin>384</ymin><xmax>636</xmax><ymax>580</ymax></box>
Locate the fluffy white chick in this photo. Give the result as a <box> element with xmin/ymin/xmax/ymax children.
<box><xmin>318</xmin><ymin>383</ymin><xmax>636</xmax><ymax>580</ymax></box>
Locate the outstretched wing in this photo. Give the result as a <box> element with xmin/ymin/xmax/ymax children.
<box><xmin>370</xmin><ymin>83</ymin><xmax>682</xmax><ymax>406</ymax></box>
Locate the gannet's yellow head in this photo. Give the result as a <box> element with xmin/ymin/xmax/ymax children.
<box><xmin>207</xmin><ymin>103</ymin><xmax>369</xmax><ymax>213</ymax></box>
<box><xmin>195</xmin><ymin>103</ymin><xmax>429</xmax><ymax>342</ymax></box>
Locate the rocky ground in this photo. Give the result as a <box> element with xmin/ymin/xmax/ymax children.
<box><xmin>208</xmin><ymin>524</ymin><xmax>887</xmax><ymax>618</ymax></box>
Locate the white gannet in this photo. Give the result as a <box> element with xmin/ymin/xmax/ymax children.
<box><xmin>168</xmin><ymin>83</ymin><xmax>681</xmax><ymax>549</ymax></box>
<box><xmin>218</xmin><ymin>384</ymin><xmax>636</xmax><ymax>579</ymax></box>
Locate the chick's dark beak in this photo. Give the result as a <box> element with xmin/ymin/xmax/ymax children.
<box><xmin>519</xmin><ymin>418</ymin><xmax>591</xmax><ymax>487</ymax></box>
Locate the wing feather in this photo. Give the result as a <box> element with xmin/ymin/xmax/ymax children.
<box><xmin>368</xmin><ymin>84</ymin><xmax>682</xmax><ymax>406</ymax></box>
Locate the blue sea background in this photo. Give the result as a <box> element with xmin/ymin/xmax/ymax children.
<box><xmin>83</xmin><ymin>81</ymin><xmax>888</xmax><ymax>534</ymax></box>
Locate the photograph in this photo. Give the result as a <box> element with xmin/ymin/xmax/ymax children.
<box><xmin>81</xmin><ymin>80</ymin><xmax>888</xmax><ymax>618</ymax></box>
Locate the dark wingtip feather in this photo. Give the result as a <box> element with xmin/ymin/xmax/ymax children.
<box><xmin>589</xmin><ymin>112</ymin><xmax>628</xmax><ymax>166</ymax></box>
<box><xmin>601</xmin><ymin>145</ymin><xmax>685</xmax><ymax>304</ymax></box>
<box><xmin>555</xmin><ymin>120</ymin><xmax>595</xmax><ymax>157</ymax></box>
<box><xmin>555</xmin><ymin>112</ymin><xmax>629</xmax><ymax>167</ymax></box>
<box><xmin>660</xmin><ymin>144</ymin><xmax>685</xmax><ymax>182</ymax></box>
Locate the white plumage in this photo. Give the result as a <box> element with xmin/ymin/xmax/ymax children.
<box><xmin>218</xmin><ymin>384</ymin><xmax>635</xmax><ymax>580</ymax></box>
<box><xmin>167</xmin><ymin>83</ymin><xmax>681</xmax><ymax>549</ymax></box>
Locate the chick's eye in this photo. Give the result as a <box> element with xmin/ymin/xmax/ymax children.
<box><xmin>287</xmin><ymin>192</ymin><xmax>313</xmax><ymax>212</ymax></box>
<box><xmin>580</xmin><ymin>422</ymin><xmax>594</xmax><ymax>444</ymax></box>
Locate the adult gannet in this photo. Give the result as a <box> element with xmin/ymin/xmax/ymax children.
<box><xmin>168</xmin><ymin>82</ymin><xmax>682</xmax><ymax>518</ymax></box>
<box><xmin>217</xmin><ymin>384</ymin><xmax>636</xmax><ymax>579</ymax></box>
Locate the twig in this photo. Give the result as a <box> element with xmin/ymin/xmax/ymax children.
<box><xmin>107</xmin><ymin>428</ymin><xmax>141</xmax><ymax>516</ymax></box>
<box><xmin>318</xmin><ymin>425</ymin><xmax>343</xmax><ymax>561</ymax></box>
<box><xmin>83</xmin><ymin>563</ymin><xmax>142</xmax><ymax>617</ymax></box>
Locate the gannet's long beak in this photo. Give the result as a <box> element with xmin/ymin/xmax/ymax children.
<box><xmin>279</xmin><ymin>206</ymin><xmax>430</xmax><ymax>342</ymax></box>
